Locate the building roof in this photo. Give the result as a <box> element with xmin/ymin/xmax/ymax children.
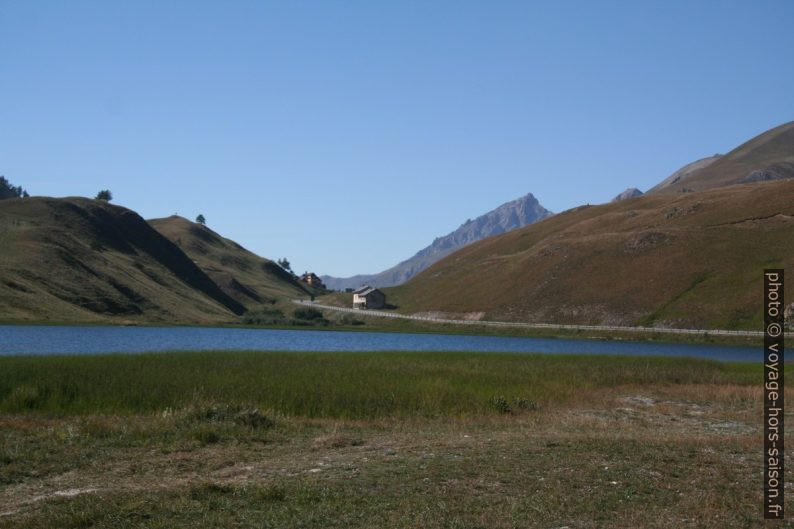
<box><xmin>354</xmin><ymin>285</ymin><xmax>382</xmax><ymax>297</ymax></box>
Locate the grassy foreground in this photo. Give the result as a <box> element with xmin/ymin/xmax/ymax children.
<box><xmin>0</xmin><ymin>352</ymin><xmax>785</xmax><ymax>528</ymax></box>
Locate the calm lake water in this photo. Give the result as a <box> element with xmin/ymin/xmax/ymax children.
<box><xmin>0</xmin><ymin>325</ymin><xmax>762</xmax><ymax>362</ymax></box>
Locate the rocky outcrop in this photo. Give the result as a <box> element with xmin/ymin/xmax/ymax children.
<box><xmin>611</xmin><ymin>188</ymin><xmax>644</xmax><ymax>202</ymax></box>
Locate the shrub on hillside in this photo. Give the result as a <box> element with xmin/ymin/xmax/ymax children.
<box><xmin>337</xmin><ymin>313</ymin><xmax>365</xmax><ymax>326</ymax></box>
<box><xmin>292</xmin><ymin>307</ymin><xmax>328</xmax><ymax>326</ymax></box>
<box><xmin>0</xmin><ymin>176</ymin><xmax>28</xmax><ymax>199</ymax></box>
<box><xmin>241</xmin><ymin>308</ymin><xmax>287</xmax><ymax>326</ymax></box>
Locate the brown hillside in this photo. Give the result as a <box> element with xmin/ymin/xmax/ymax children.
<box><xmin>648</xmin><ymin>121</ymin><xmax>794</xmax><ymax>194</ymax></box>
<box><xmin>646</xmin><ymin>155</ymin><xmax>721</xmax><ymax>193</ymax></box>
<box><xmin>0</xmin><ymin>197</ymin><xmax>245</xmax><ymax>323</ymax></box>
<box><xmin>388</xmin><ymin>180</ymin><xmax>794</xmax><ymax>330</ymax></box>
<box><xmin>148</xmin><ymin>216</ymin><xmax>310</xmax><ymax>308</ymax></box>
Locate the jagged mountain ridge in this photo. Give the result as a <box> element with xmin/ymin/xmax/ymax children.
<box><xmin>322</xmin><ymin>193</ymin><xmax>552</xmax><ymax>290</ymax></box>
<box><xmin>387</xmin><ymin>121</ymin><xmax>794</xmax><ymax>329</ymax></box>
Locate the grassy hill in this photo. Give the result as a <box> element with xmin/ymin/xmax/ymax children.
<box><xmin>646</xmin><ymin>155</ymin><xmax>721</xmax><ymax>193</ymax></box>
<box><xmin>647</xmin><ymin>121</ymin><xmax>794</xmax><ymax>194</ymax></box>
<box><xmin>387</xmin><ymin>180</ymin><xmax>794</xmax><ymax>330</ymax></box>
<box><xmin>0</xmin><ymin>197</ymin><xmax>246</xmax><ymax>324</ymax></box>
<box><xmin>148</xmin><ymin>216</ymin><xmax>310</xmax><ymax>308</ymax></box>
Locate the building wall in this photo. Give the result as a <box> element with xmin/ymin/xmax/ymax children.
<box><xmin>366</xmin><ymin>291</ymin><xmax>386</xmax><ymax>309</ymax></box>
<box><xmin>353</xmin><ymin>290</ymin><xmax>386</xmax><ymax>309</ymax></box>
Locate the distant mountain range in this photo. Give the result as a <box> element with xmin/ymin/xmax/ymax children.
<box><xmin>388</xmin><ymin>121</ymin><xmax>794</xmax><ymax>329</ymax></box>
<box><xmin>321</xmin><ymin>193</ymin><xmax>552</xmax><ymax>290</ymax></box>
<box><xmin>2</xmin><ymin>121</ymin><xmax>791</xmax><ymax>327</ymax></box>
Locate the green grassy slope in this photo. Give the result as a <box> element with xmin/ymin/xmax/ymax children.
<box><xmin>387</xmin><ymin>180</ymin><xmax>794</xmax><ymax>330</ymax></box>
<box><xmin>0</xmin><ymin>197</ymin><xmax>244</xmax><ymax>323</ymax></box>
<box><xmin>148</xmin><ymin>216</ymin><xmax>311</xmax><ymax>309</ymax></box>
<box><xmin>648</xmin><ymin>121</ymin><xmax>794</xmax><ymax>194</ymax></box>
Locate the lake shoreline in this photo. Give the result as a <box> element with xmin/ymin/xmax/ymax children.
<box><xmin>0</xmin><ymin>307</ymin><xmax>777</xmax><ymax>348</ymax></box>
<box><xmin>0</xmin><ymin>325</ymin><xmax>766</xmax><ymax>361</ymax></box>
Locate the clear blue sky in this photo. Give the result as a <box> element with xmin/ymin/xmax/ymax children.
<box><xmin>2</xmin><ymin>1</ymin><xmax>793</xmax><ymax>276</ymax></box>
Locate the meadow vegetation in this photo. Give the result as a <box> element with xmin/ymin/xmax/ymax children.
<box><xmin>0</xmin><ymin>352</ymin><xmax>757</xmax><ymax>417</ymax></box>
<box><xmin>240</xmin><ymin>307</ymin><xmax>329</xmax><ymax>327</ymax></box>
<box><xmin>0</xmin><ymin>351</ymin><xmax>781</xmax><ymax>528</ymax></box>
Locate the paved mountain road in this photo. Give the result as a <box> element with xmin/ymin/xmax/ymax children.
<box><xmin>292</xmin><ymin>300</ymin><xmax>764</xmax><ymax>338</ymax></box>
